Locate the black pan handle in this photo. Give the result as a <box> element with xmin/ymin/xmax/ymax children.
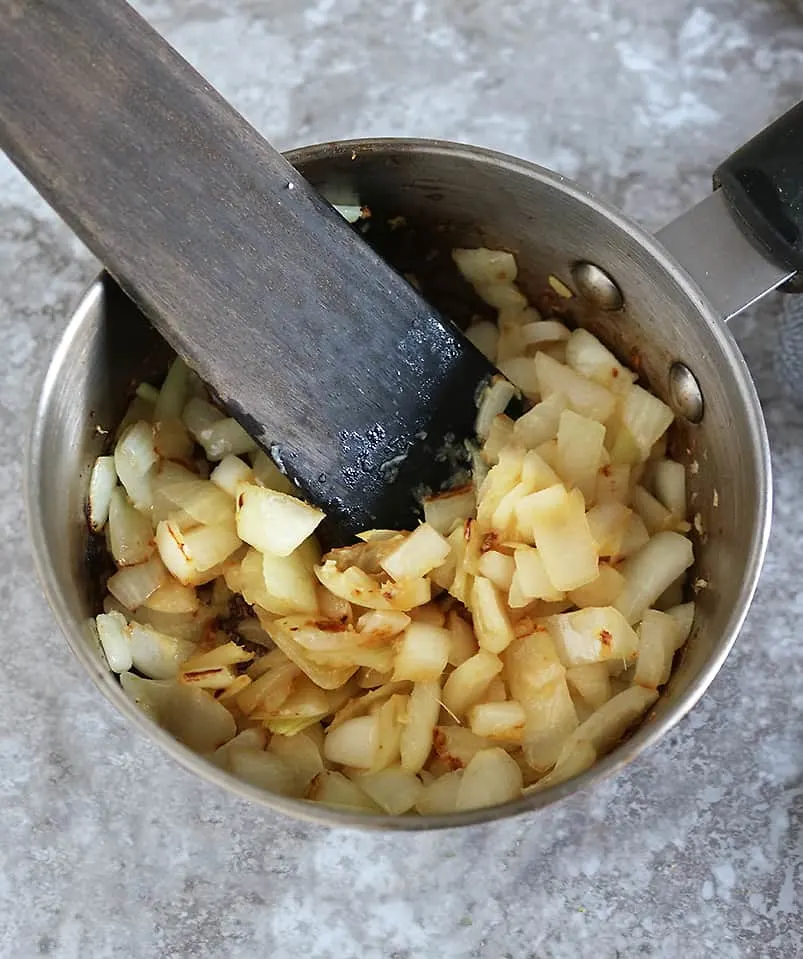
<box><xmin>715</xmin><ymin>101</ymin><xmax>803</xmax><ymax>273</ymax></box>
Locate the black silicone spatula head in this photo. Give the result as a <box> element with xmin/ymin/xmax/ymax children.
<box><xmin>0</xmin><ymin>0</ymin><xmax>501</xmax><ymax>543</ymax></box>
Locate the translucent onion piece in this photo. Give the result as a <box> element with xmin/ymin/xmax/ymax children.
<box><xmin>114</xmin><ymin>421</ymin><xmax>157</xmax><ymax>510</ymax></box>
<box><xmin>127</xmin><ymin>622</ymin><xmax>198</xmax><ymax>680</ymax></box>
<box><xmin>158</xmin><ymin>478</ymin><xmax>235</xmax><ymax>526</ymax></box>
<box><xmin>108</xmin><ymin>488</ymin><xmax>154</xmax><ymax>567</ymax></box>
<box><xmin>308</xmin><ymin>771</ymin><xmax>380</xmax><ymax>811</ymax></box>
<box><xmin>496</xmin><ymin>357</ymin><xmax>539</xmax><ymax>398</ymax></box>
<box><xmin>562</xmin><ymin>685</ymin><xmax>659</xmax><ymax>756</ymax></box>
<box><xmin>88</xmin><ymin>456</ymin><xmax>117</xmax><ymax>531</ymax></box>
<box><xmin>358</xmin><ymin>768</ymin><xmax>423</xmax><ymax>814</ymax></box>
<box><xmin>468</xmin><ymin>700</ymin><xmax>526</xmax><ymax>742</ymax></box>
<box><xmin>120</xmin><ymin>672</ymin><xmax>236</xmax><ymax>752</ymax></box>
<box><xmin>182</xmin><ymin>397</ymin><xmax>224</xmax><ymax>441</ymax></box>
<box><xmin>415</xmin><ymin>770</ymin><xmax>463</xmax><ymax>814</ymax></box>
<box><xmin>475</xmin><ymin>377</ymin><xmax>517</xmax><ymax>441</ymax></box>
<box><xmin>392</xmin><ymin>623</ymin><xmax>450</xmax><ymax>682</ymax></box>
<box><xmin>152</xmin><ymin>418</ymin><xmax>193</xmax><ymax>461</ymax></box>
<box><xmin>95</xmin><ymin>611</ymin><xmax>133</xmax><ymax>673</ymax></box>
<box><xmin>198</xmin><ymin>418</ymin><xmax>258</xmax><ymax>461</ymax></box>
<box><xmin>154</xmin><ymin>358</ymin><xmax>190</xmax><ymax>421</ymax></box>
<box><xmin>269</xmin><ymin>731</ymin><xmax>324</xmax><ymax>792</ymax></box>
<box><xmin>210</xmin><ymin>454</ymin><xmax>254</xmax><ymax>497</ymax></box>
<box><xmin>442</xmin><ymin>649</ymin><xmax>503</xmax><ymax>717</ymax></box>
<box><xmin>229</xmin><ymin>749</ymin><xmax>302</xmax><ymax>797</ymax></box>
<box><xmin>236</xmin><ymin>485</ymin><xmax>324</xmax><ymax>557</ymax></box>
<box><xmin>534</xmin><ymin>352</ymin><xmax>616</xmax><ymax>423</ymax></box>
<box><xmin>142</xmin><ymin>578</ymin><xmax>199</xmax><ymax>614</ymax></box>
<box><xmin>251</xmin><ymin>451</ymin><xmax>297</xmax><ymax>495</ymax></box>
<box><xmin>106</xmin><ymin>554</ymin><xmax>167</xmax><ymax>610</ymax></box>
<box><xmin>547</xmin><ymin>606</ymin><xmax>639</xmax><ymax>668</ymax></box>
<box><xmin>452</xmin><ymin>247</ymin><xmax>517</xmax><ymax>286</ymax></box>
<box><xmin>564</xmin><ymin>328</ymin><xmax>636</xmax><ymax>394</ymax></box>
<box><xmin>455</xmin><ymin>748</ymin><xmax>522</xmax><ymax>810</ymax></box>
<box><xmin>400</xmin><ymin>679</ymin><xmax>441</xmax><ymax>774</ymax></box>
<box><xmin>614</xmin><ymin>532</ymin><xmax>694</xmax><ymax>624</ymax></box>
<box><xmin>323</xmin><ymin>714</ymin><xmax>379</xmax><ymax>768</ymax></box>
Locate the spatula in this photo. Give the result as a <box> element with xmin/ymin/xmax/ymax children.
<box><xmin>0</xmin><ymin>0</ymin><xmax>502</xmax><ymax>543</ymax></box>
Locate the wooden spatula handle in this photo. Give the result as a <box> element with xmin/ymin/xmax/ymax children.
<box><xmin>0</xmin><ymin>0</ymin><xmax>494</xmax><ymax>538</ymax></box>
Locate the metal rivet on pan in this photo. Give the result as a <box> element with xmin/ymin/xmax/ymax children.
<box><xmin>571</xmin><ymin>261</ymin><xmax>624</xmax><ymax>311</ymax></box>
<box><xmin>669</xmin><ymin>362</ymin><xmax>704</xmax><ymax>423</ymax></box>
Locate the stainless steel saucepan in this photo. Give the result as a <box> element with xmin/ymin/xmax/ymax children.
<box><xmin>13</xmin><ymin>0</ymin><xmax>803</xmax><ymax>827</ymax></box>
<box><xmin>26</xmin><ymin>101</ymin><xmax>803</xmax><ymax>826</ymax></box>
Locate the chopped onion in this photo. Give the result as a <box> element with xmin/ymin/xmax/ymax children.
<box><xmin>399</xmin><ymin>679</ymin><xmax>440</xmax><ymax>774</ymax></box>
<box><xmin>127</xmin><ymin>622</ymin><xmax>197</xmax><ymax>680</ymax></box>
<box><xmin>496</xmin><ymin>356</ymin><xmax>539</xmax><ymax>398</ymax></box>
<box><xmin>566</xmin><ymin>662</ymin><xmax>612</xmax><ymax>710</ymax></box>
<box><xmin>152</xmin><ymin>418</ymin><xmax>193</xmax><ymax>461</ymax></box>
<box><xmin>547</xmin><ymin>606</ymin><xmax>639</xmax><ymax>668</ymax></box>
<box><xmin>452</xmin><ymin>247</ymin><xmax>518</xmax><ymax>286</ymax></box>
<box><xmin>652</xmin><ymin>459</ymin><xmax>687</xmax><ymax>517</ymax></box>
<box><xmin>433</xmin><ymin>725</ymin><xmax>492</xmax><ymax>768</ymax></box>
<box><xmin>106</xmin><ymin>554</ymin><xmax>166</xmax><ymax>609</ymax></box>
<box><xmin>324</xmin><ymin>714</ymin><xmax>379</xmax><ymax>768</ymax></box>
<box><xmin>251</xmin><ymin>451</ymin><xmax>297</xmax><ymax>495</ymax></box>
<box><xmin>142</xmin><ymin>578</ymin><xmax>199</xmax><ymax>614</ymax></box>
<box><xmin>120</xmin><ymin>672</ymin><xmax>236</xmax><ymax>752</ymax></box>
<box><xmin>107</xmin><ymin>487</ymin><xmax>154</xmax><ymax>567</ymax></box>
<box><xmin>614</xmin><ymin>532</ymin><xmax>694</xmax><ymax>624</ymax></box>
<box><xmin>197</xmin><ymin>418</ymin><xmax>257</xmax><ymax>461</ymax></box>
<box><xmin>512</xmin><ymin>393</ymin><xmax>567</xmax><ymax>449</ymax></box>
<box><xmin>94</xmin><ymin>611</ymin><xmax>133</xmax><ymax>673</ymax></box>
<box><xmin>415</xmin><ymin>770</ymin><xmax>463</xmax><ymax>814</ymax></box>
<box><xmin>114</xmin><ymin>421</ymin><xmax>157</xmax><ymax>511</ymax></box>
<box><xmin>331</xmin><ymin>203</ymin><xmax>363</xmax><ymax>223</ymax></box>
<box><xmin>89</xmin><ymin>241</ymin><xmax>696</xmax><ymax>817</ymax></box>
<box><xmin>269</xmin><ymin>731</ymin><xmax>324</xmax><ymax>792</ymax></box>
<box><xmin>456</xmin><ymin>748</ymin><xmax>522</xmax><ymax>810</ymax></box>
<box><xmin>475</xmin><ymin>377</ymin><xmax>517</xmax><ymax>441</ymax></box>
<box><xmin>422</xmin><ymin>485</ymin><xmax>476</xmax><ymax>536</ymax></box>
<box><xmin>470</xmin><ymin>576</ymin><xmax>515</xmax><ymax>654</ymax></box>
<box><xmin>380</xmin><ymin>524</ymin><xmax>451</xmax><ymax>581</ymax></box>
<box><xmin>182</xmin><ymin>397</ymin><xmax>224</xmax><ymax>440</ymax></box>
<box><xmin>154</xmin><ymin>358</ymin><xmax>190</xmax><ymax>421</ymax></box>
<box><xmin>520</xmin><ymin>320</ymin><xmax>571</xmax><ymax>346</ymax></box>
<box><xmin>468</xmin><ymin>701</ymin><xmax>526</xmax><ymax>741</ymax></box>
<box><xmin>308</xmin><ymin>771</ymin><xmax>380</xmax><ymax>811</ymax></box>
<box><xmin>442</xmin><ymin>649</ymin><xmax>503</xmax><ymax>717</ymax></box>
<box><xmin>88</xmin><ymin>456</ymin><xmax>117</xmax><ymax>531</ymax></box>
<box><xmin>564</xmin><ymin>328</ymin><xmax>636</xmax><ymax>394</ymax></box>
<box><xmin>210</xmin><ymin>455</ymin><xmax>254</xmax><ymax>497</ymax></box>
<box><xmin>392</xmin><ymin>623</ymin><xmax>451</xmax><ymax>682</ymax></box>
<box><xmin>666</xmin><ymin>602</ymin><xmax>695</xmax><ymax>643</ymax></box>
<box><xmin>236</xmin><ymin>485</ymin><xmax>324</xmax><ymax>557</ymax></box>
<box><xmin>228</xmin><ymin>749</ymin><xmax>302</xmax><ymax>796</ymax></box>
<box><xmin>615</xmin><ymin>385</ymin><xmax>674</xmax><ymax>459</ymax></box>
<box><xmin>563</xmin><ymin>685</ymin><xmax>658</xmax><ymax>756</ymax></box>
<box><xmin>358</xmin><ymin>768</ymin><xmax>423</xmax><ymax>814</ymax></box>
<box><xmin>535</xmin><ymin>352</ymin><xmax>616</xmax><ymax>423</ymax></box>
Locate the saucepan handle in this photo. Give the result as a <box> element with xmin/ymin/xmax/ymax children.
<box><xmin>657</xmin><ymin>100</ymin><xmax>803</xmax><ymax>322</ymax></box>
<box><xmin>714</xmin><ymin>100</ymin><xmax>803</xmax><ymax>274</ymax></box>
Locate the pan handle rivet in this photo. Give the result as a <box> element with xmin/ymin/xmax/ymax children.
<box><xmin>571</xmin><ymin>262</ymin><xmax>624</xmax><ymax>311</ymax></box>
<box><xmin>669</xmin><ymin>362</ymin><xmax>704</xmax><ymax>423</ymax></box>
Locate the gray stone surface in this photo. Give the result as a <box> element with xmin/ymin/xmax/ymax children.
<box><xmin>1</xmin><ymin>0</ymin><xmax>802</xmax><ymax>956</ymax></box>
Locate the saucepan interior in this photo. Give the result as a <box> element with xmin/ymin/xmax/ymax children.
<box><xmin>27</xmin><ymin>138</ymin><xmax>771</xmax><ymax>829</ymax></box>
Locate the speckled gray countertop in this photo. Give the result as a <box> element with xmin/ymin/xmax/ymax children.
<box><xmin>1</xmin><ymin>1</ymin><xmax>802</xmax><ymax>956</ymax></box>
